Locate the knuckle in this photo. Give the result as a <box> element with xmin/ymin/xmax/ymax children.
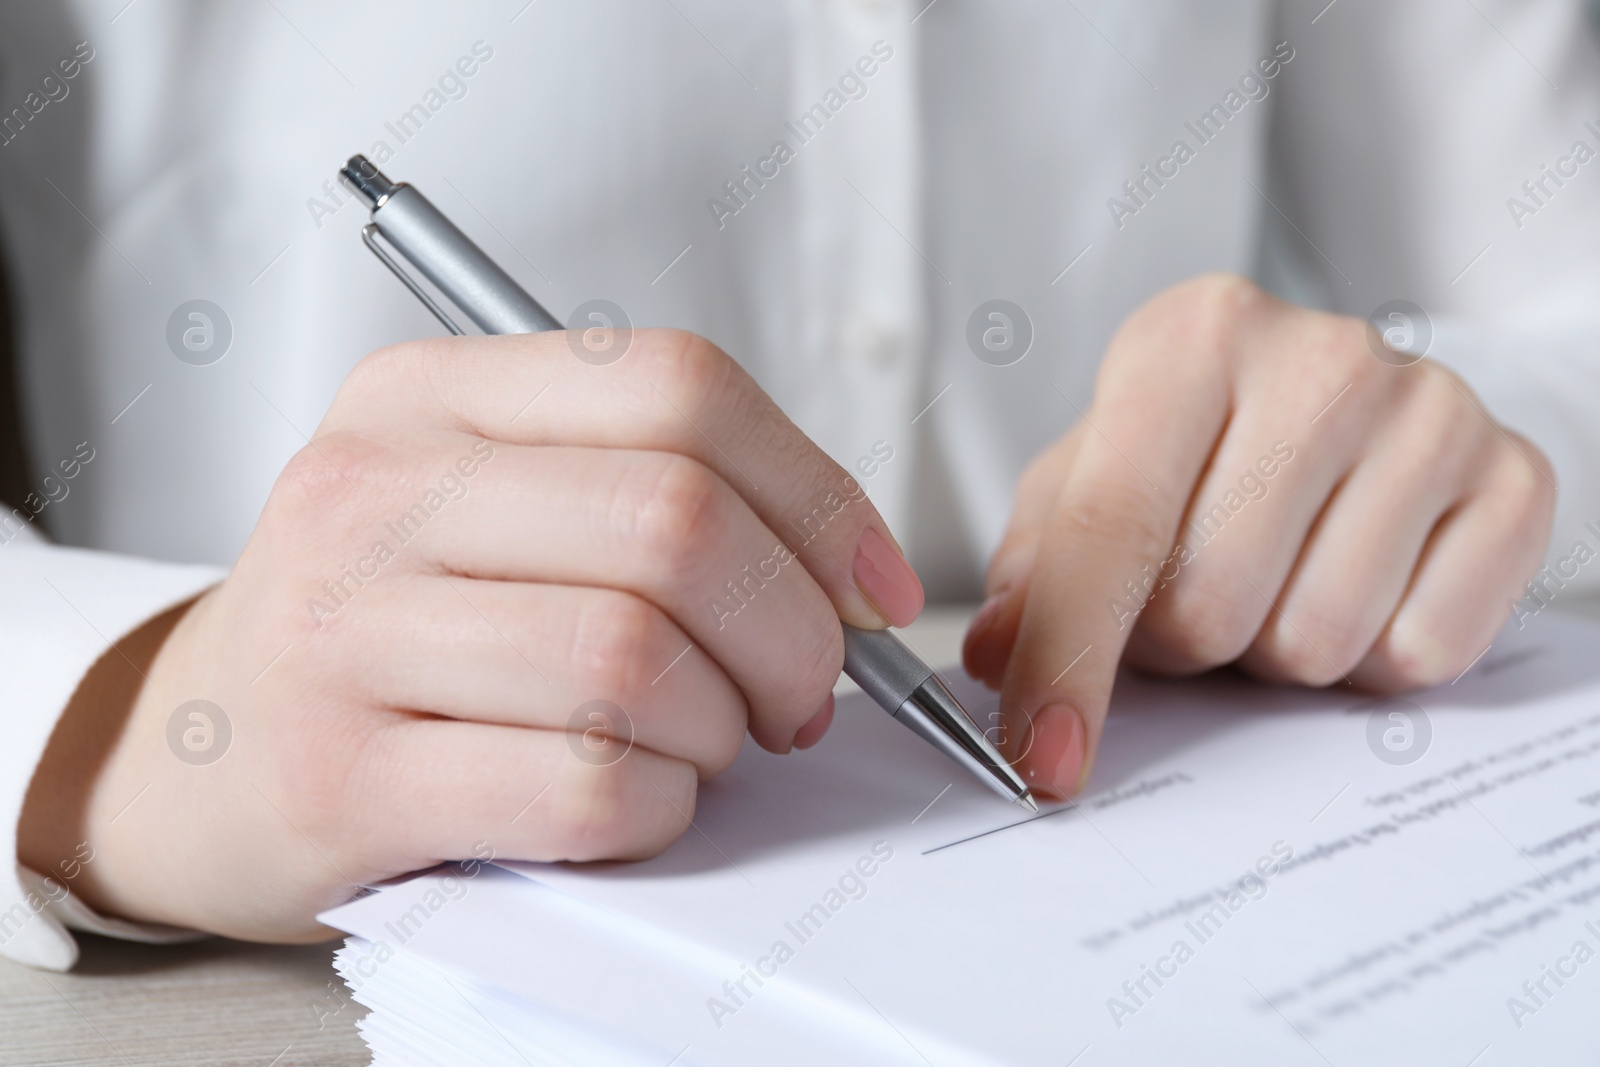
<box><xmin>567</xmin><ymin>591</ymin><xmax>667</xmax><ymax>701</ymax></box>
<box><xmin>642</xmin><ymin>329</ymin><xmax>733</xmax><ymax>402</ymax></box>
<box><xmin>269</xmin><ymin>432</ymin><xmax>395</xmax><ymax>526</ymax></box>
<box><xmin>1370</xmin><ymin>620</ymin><xmax>1458</xmax><ymax>690</ymax></box>
<box><xmin>627</xmin><ymin>454</ymin><xmax>729</xmax><ymax>584</ymax></box>
<box><xmin>1186</xmin><ymin>271</ymin><xmax>1261</xmax><ymax>311</ymax></box>
<box><xmin>271</xmin><ymin>447</ymin><xmax>346</xmax><ymax>523</ymax></box>
<box><xmin>789</xmin><ymin>611</ymin><xmax>846</xmax><ymax>707</ymax></box>
<box><xmin>1411</xmin><ymin>370</ymin><xmax>1472</xmax><ymax>441</ymax></box>
<box><xmin>547</xmin><ymin>763</ymin><xmax>636</xmax><ymax>860</ymax></box>
<box><xmin>1258</xmin><ymin>610</ymin><xmax>1360</xmax><ymax>688</ymax></box>
<box><xmin>546</xmin><ymin>762</ymin><xmax>694</xmax><ymax>861</ymax></box>
<box><xmin>1415</xmin><ymin>360</ymin><xmax>1466</xmax><ymax>408</ymax></box>
<box><xmin>1336</xmin><ymin>321</ymin><xmax>1381</xmax><ymax>387</ymax></box>
<box><xmin>333</xmin><ymin>343</ymin><xmax>411</xmax><ymax>413</ymax></box>
<box><xmin>1405</xmin><ymin>367</ymin><xmax>1479</xmax><ymax>452</ymax></box>
<box><xmin>1298</xmin><ymin>315</ymin><xmax>1372</xmax><ymax>401</ymax></box>
<box><xmin>1056</xmin><ymin>482</ymin><xmax>1170</xmax><ymax>566</ymax></box>
<box><xmin>699</xmin><ymin>719</ymin><xmax>747</xmax><ymax>779</ymax></box>
<box><xmin>331</xmin><ymin>339</ymin><xmax>464</xmax><ymax>426</ymax></box>
<box><xmin>632</xmin><ymin>784</ymin><xmax>696</xmax><ymax>859</ymax></box>
<box><xmin>732</xmin><ymin>601</ymin><xmax>841</xmax><ymax>751</ymax></box>
<box><xmin>1492</xmin><ymin>439</ymin><xmax>1558</xmax><ymax>517</ymax></box>
<box><xmin>1338</xmin><ymin>312</ymin><xmax>1381</xmax><ymax>371</ymax></box>
<box><xmin>1368</xmin><ymin>372</ymin><xmax>1473</xmax><ymax>481</ymax></box>
<box><xmin>1154</xmin><ymin>272</ymin><xmax>1260</xmax><ymax>354</ymax></box>
<box><xmin>639</xmin><ymin>331</ymin><xmax>751</xmax><ymax>457</ymax></box>
<box><xmin>1144</xmin><ymin>580</ymin><xmax>1260</xmax><ymax>669</ymax></box>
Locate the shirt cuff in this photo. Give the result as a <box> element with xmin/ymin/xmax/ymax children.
<box><xmin>0</xmin><ymin>541</ymin><xmax>224</xmax><ymax>971</ymax></box>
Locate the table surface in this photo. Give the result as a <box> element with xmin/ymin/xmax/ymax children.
<box><xmin>4</xmin><ymin>600</ymin><xmax>1594</xmax><ymax>1066</ymax></box>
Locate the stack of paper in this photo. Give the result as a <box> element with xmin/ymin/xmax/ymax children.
<box><xmin>323</xmin><ymin>615</ymin><xmax>1600</xmax><ymax>1065</ymax></box>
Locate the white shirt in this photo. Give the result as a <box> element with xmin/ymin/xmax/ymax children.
<box><xmin>5</xmin><ymin>0</ymin><xmax>1600</xmax><ymax>969</ymax></box>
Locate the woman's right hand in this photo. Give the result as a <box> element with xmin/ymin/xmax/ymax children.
<box><xmin>19</xmin><ymin>329</ymin><xmax>923</xmax><ymax>942</ymax></box>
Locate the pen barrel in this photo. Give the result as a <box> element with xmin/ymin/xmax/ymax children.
<box><xmin>841</xmin><ymin>625</ymin><xmax>931</xmax><ymax>711</ymax></box>
<box><xmin>373</xmin><ymin>185</ymin><xmax>561</xmax><ymax>335</ymax></box>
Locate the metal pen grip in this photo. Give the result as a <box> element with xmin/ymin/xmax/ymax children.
<box><xmin>841</xmin><ymin>625</ymin><xmax>933</xmax><ymax>712</ymax></box>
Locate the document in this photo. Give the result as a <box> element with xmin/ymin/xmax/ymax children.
<box><xmin>324</xmin><ymin>613</ymin><xmax>1600</xmax><ymax>1066</ymax></box>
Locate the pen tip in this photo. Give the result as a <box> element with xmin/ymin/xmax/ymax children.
<box><xmin>1017</xmin><ymin>792</ymin><xmax>1040</xmax><ymax>814</ymax></box>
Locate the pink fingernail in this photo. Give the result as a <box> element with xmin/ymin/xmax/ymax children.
<box><xmin>853</xmin><ymin>527</ymin><xmax>924</xmax><ymax>628</ymax></box>
<box><xmin>793</xmin><ymin>694</ymin><xmax>835</xmax><ymax>750</ymax></box>
<box><xmin>968</xmin><ymin>591</ymin><xmax>1008</xmax><ymax>644</ymax></box>
<box><xmin>1022</xmin><ymin>703</ymin><xmax>1087</xmax><ymax>800</ymax></box>
<box><xmin>961</xmin><ymin>591</ymin><xmax>1011</xmax><ymax>689</ymax></box>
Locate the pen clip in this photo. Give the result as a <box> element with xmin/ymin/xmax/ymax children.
<box><xmin>360</xmin><ymin>223</ymin><xmax>466</xmax><ymax>337</ymax></box>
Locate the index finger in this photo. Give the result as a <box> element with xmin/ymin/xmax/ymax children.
<box><xmin>319</xmin><ymin>329</ymin><xmax>924</xmax><ymax>631</ymax></box>
<box><xmin>999</xmin><ymin>289</ymin><xmax>1234</xmax><ymax>799</ymax></box>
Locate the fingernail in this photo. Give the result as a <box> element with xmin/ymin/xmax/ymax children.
<box><xmin>968</xmin><ymin>591</ymin><xmax>1008</xmax><ymax>644</ymax></box>
<box><xmin>1021</xmin><ymin>703</ymin><xmax>1086</xmax><ymax>800</ymax></box>
<box><xmin>961</xmin><ymin>591</ymin><xmax>1010</xmax><ymax>688</ymax></box>
<box><xmin>853</xmin><ymin>527</ymin><xmax>924</xmax><ymax>628</ymax></box>
<box><xmin>793</xmin><ymin>694</ymin><xmax>835</xmax><ymax>750</ymax></box>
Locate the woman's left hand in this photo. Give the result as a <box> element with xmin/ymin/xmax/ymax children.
<box><xmin>962</xmin><ymin>273</ymin><xmax>1555</xmax><ymax>800</ymax></box>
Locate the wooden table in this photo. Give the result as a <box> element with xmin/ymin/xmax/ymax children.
<box><xmin>3</xmin><ymin>601</ymin><xmax>1591</xmax><ymax>1066</ymax></box>
<box><xmin>0</xmin><ymin>936</ymin><xmax>366</xmax><ymax>1067</ymax></box>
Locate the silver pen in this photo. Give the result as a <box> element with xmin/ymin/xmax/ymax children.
<box><xmin>339</xmin><ymin>155</ymin><xmax>1036</xmax><ymax>812</ymax></box>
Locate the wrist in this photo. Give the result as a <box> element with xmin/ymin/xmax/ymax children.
<box><xmin>17</xmin><ymin>595</ymin><xmax>201</xmax><ymax>923</ymax></box>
